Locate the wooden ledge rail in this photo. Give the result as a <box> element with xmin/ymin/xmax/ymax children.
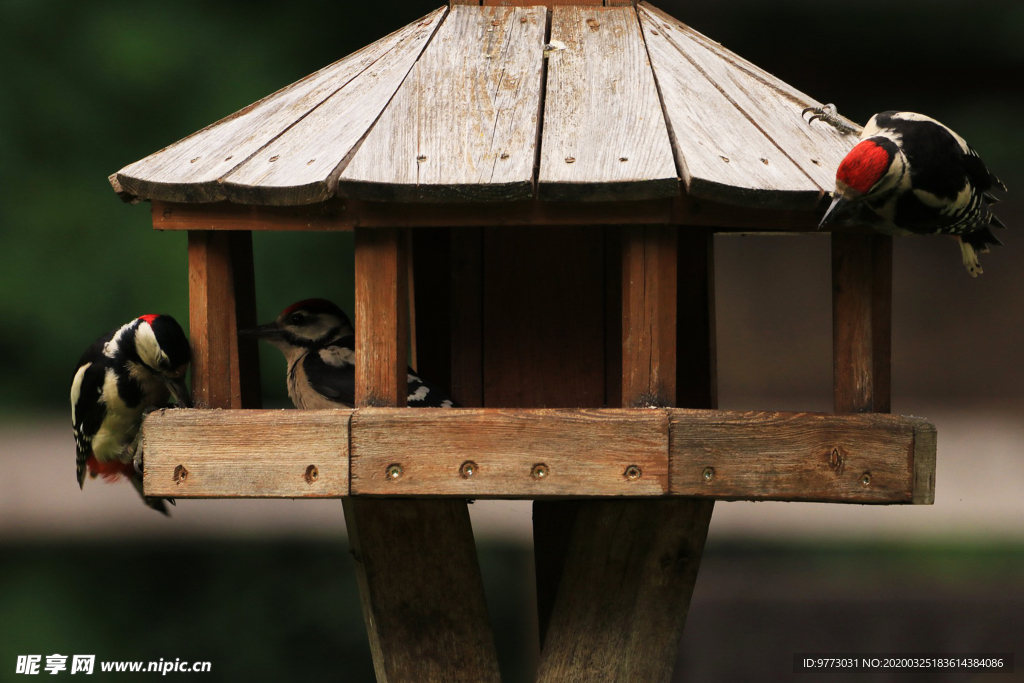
<box><xmin>141</xmin><ymin>407</ymin><xmax>935</xmax><ymax>504</ymax></box>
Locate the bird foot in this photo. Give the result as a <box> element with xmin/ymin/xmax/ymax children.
<box><xmin>128</xmin><ymin>407</ymin><xmax>159</xmax><ymax>475</ymax></box>
<box><xmin>802</xmin><ymin>103</ymin><xmax>859</xmax><ymax>135</ymax></box>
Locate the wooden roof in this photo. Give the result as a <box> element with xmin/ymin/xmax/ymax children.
<box><xmin>111</xmin><ymin>3</ymin><xmax>860</xmax><ymax>210</ymax></box>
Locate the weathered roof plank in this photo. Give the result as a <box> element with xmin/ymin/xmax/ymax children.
<box><xmin>221</xmin><ymin>9</ymin><xmax>446</xmax><ymax>205</ymax></box>
<box><xmin>638</xmin><ymin>5</ymin><xmax>823</xmax><ymax>209</ymax></box>
<box><xmin>340</xmin><ymin>5</ymin><xmax>546</xmax><ymax>202</ymax></box>
<box><xmin>640</xmin><ymin>3</ymin><xmax>857</xmax><ymax>193</ymax></box>
<box><xmin>115</xmin><ymin>9</ymin><xmax>446</xmax><ymax>203</ymax></box>
<box><xmin>538</xmin><ymin>6</ymin><xmax>678</xmax><ymax>202</ymax></box>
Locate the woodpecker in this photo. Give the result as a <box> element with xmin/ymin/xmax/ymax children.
<box><xmin>811</xmin><ymin>109</ymin><xmax>1008</xmax><ymax>276</ymax></box>
<box><xmin>242</xmin><ymin>299</ymin><xmax>454</xmax><ymax>409</ymax></box>
<box><xmin>71</xmin><ymin>314</ymin><xmax>192</xmax><ymax>515</ymax></box>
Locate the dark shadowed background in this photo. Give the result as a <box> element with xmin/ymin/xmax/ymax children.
<box><xmin>1</xmin><ymin>1</ymin><xmax>1021</xmax><ymax>680</ymax></box>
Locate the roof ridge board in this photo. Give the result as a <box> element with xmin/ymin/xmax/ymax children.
<box><xmin>114</xmin><ymin>6</ymin><xmax>447</xmax><ymax>204</ymax></box>
<box><xmin>637</xmin><ymin>5</ymin><xmax>820</xmax><ymax>208</ymax></box>
<box><xmin>219</xmin><ymin>7</ymin><xmax>448</xmax><ymax>205</ymax></box>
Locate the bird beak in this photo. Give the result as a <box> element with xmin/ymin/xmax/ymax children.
<box><xmin>818</xmin><ymin>194</ymin><xmax>853</xmax><ymax>229</ymax></box>
<box><xmin>162</xmin><ymin>374</ymin><xmax>193</xmax><ymax>408</ymax></box>
<box><xmin>239</xmin><ymin>322</ymin><xmax>284</xmax><ymax>342</ymax></box>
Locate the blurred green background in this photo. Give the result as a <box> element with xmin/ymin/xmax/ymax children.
<box><xmin>2</xmin><ymin>0</ymin><xmax>1022</xmax><ymax>680</ymax></box>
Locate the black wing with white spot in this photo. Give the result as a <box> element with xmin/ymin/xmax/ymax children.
<box><xmin>71</xmin><ymin>334</ymin><xmax>113</xmax><ymax>487</ymax></box>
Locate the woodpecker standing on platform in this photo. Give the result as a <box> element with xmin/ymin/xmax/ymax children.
<box><xmin>243</xmin><ymin>299</ymin><xmax>454</xmax><ymax>409</ymax></box>
<box><xmin>71</xmin><ymin>314</ymin><xmax>192</xmax><ymax>514</ymax></box>
<box><xmin>810</xmin><ymin>109</ymin><xmax>1008</xmax><ymax>276</ymax></box>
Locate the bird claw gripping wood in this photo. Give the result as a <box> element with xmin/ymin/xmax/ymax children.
<box><xmin>129</xmin><ymin>406</ymin><xmax>159</xmax><ymax>476</ymax></box>
<box><xmin>802</xmin><ymin>103</ymin><xmax>859</xmax><ymax>135</ymax></box>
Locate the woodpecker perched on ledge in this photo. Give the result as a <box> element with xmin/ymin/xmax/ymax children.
<box><xmin>808</xmin><ymin>109</ymin><xmax>1008</xmax><ymax>276</ymax></box>
<box><xmin>71</xmin><ymin>314</ymin><xmax>192</xmax><ymax>515</ymax></box>
<box><xmin>243</xmin><ymin>299</ymin><xmax>454</xmax><ymax>409</ymax></box>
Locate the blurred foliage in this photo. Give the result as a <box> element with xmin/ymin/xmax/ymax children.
<box><xmin>1</xmin><ymin>0</ymin><xmax>1022</xmax><ymax>413</ymax></box>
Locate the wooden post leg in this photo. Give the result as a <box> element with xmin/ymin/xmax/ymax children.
<box><xmin>832</xmin><ymin>233</ymin><xmax>892</xmax><ymax>413</ymax></box>
<box><xmin>536</xmin><ymin>227</ymin><xmax>716</xmax><ymax>683</ymax></box>
<box><xmin>344</xmin><ymin>228</ymin><xmax>500</xmax><ymax>683</ymax></box>
<box><xmin>187</xmin><ymin>231</ymin><xmax>261</xmax><ymax>409</ymax></box>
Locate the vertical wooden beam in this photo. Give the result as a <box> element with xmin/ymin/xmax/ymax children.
<box><xmin>345</xmin><ymin>227</ymin><xmax>500</xmax><ymax>683</ymax></box>
<box><xmin>832</xmin><ymin>233</ymin><xmax>892</xmax><ymax>413</ymax></box>
<box><xmin>450</xmin><ymin>228</ymin><xmax>484</xmax><ymax>407</ymax></box>
<box><xmin>187</xmin><ymin>231</ymin><xmax>261</xmax><ymax>409</ymax></box>
<box><xmin>536</xmin><ymin>226</ymin><xmax>715</xmax><ymax>683</ymax></box>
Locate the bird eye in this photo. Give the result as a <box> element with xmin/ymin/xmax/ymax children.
<box><xmin>288</xmin><ymin>313</ymin><xmax>306</xmax><ymax>326</ymax></box>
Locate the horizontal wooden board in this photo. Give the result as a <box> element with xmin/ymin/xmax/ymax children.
<box><xmin>142</xmin><ymin>409</ymin><xmax>351</xmax><ymax>498</ymax></box>
<box><xmin>637</xmin><ymin>5</ymin><xmax>822</xmax><ymax>209</ymax></box>
<box><xmin>538</xmin><ymin>6</ymin><xmax>677</xmax><ymax>201</ymax></box>
<box><xmin>138</xmin><ymin>407</ymin><xmax>935</xmax><ymax>503</ymax></box>
<box><xmin>350</xmin><ymin>408</ymin><xmax>669</xmax><ymax>497</ymax></box>
<box><xmin>114</xmin><ymin>9</ymin><xmax>446</xmax><ymax>203</ymax></box>
<box><xmin>150</xmin><ymin>196</ymin><xmax>849</xmax><ymax>232</ymax></box>
<box><xmin>340</xmin><ymin>5</ymin><xmax>546</xmax><ymax>202</ymax></box>
<box><xmin>670</xmin><ymin>410</ymin><xmax>935</xmax><ymax>503</ymax></box>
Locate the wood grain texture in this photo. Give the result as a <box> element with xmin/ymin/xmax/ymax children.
<box><xmin>221</xmin><ymin>10</ymin><xmax>446</xmax><ymax>206</ymax></box>
<box><xmin>638</xmin><ymin>3</ymin><xmax>857</xmax><ymax>193</ymax></box>
<box><xmin>340</xmin><ymin>5</ymin><xmax>546</xmax><ymax>202</ymax></box>
<box><xmin>483</xmin><ymin>0</ymin><xmax>601</xmax><ymax>5</ymax></box>
<box><xmin>115</xmin><ymin>10</ymin><xmax>445</xmax><ymax>203</ymax></box>
<box><xmin>350</xmin><ymin>408</ymin><xmax>669</xmax><ymax>496</ymax></box>
<box><xmin>188</xmin><ymin>231</ymin><xmax>260</xmax><ymax>409</ymax></box>
<box><xmin>538</xmin><ymin>7</ymin><xmax>677</xmax><ymax>201</ymax></box>
<box><xmin>150</xmin><ymin>196</ymin><xmax>851</xmax><ymax>231</ymax></box>
<box><xmin>622</xmin><ymin>225</ymin><xmax>677</xmax><ymax>406</ymax></box>
<box><xmin>483</xmin><ymin>226</ymin><xmax>608</xmax><ymax>408</ymax></box>
<box><xmin>343</xmin><ymin>498</ymin><xmax>501</xmax><ymax>683</ymax></box>
<box><xmin>535</xmin><ymin>498</ymin><xmax>713</xmax><ymax>683</ymax></box>
<box><xmin>138</xmin><ymin>407</ymin><xmax>935</xmax><ymax>503</ymax></box>
<box><xmin>637</xmin><ymin>6</ymin><xmax>821</xmax><ymax>209</ymax></box>
<box><xmin>354</xmin><ymin>228</ymin><xmax>409</xmax><ymax>407</ymax></box>
<box><xmin>832</xmin><ymin>233</ymin><xmax>892</xmax><ymax>413</ymax></box>
<box><xmin>670</xmin><ymin>410</ymin><xmax>930</xmax><ymax>502</ymax></box>
<box><xmin>537</xmin><ymin>221</ymin><xmax>704</xmax><ymax>683</ymax></box>
<box><xmin>141</xmin><ymin>409</ymin><xmax>350</xmax><ymax>498</ymax></box>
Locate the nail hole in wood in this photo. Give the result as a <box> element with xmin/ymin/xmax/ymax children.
<box><xmin>173</xmin><ymin>465</ymin><xmax>188</xmax><ymax>484</ymax></box>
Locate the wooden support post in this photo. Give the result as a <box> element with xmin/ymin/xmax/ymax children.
<box><xmin>344</xmin><ymin>227</ymin><xmax>499</xmax><ymax>683</ymax></box>
<box><xmin>832</xmin><ymin>233</ymin><xmax>892</xmax><ymax>413</ymax></box>
<box><xmin>536</xmin><ymin>227</ymin><xmax>715</xmax><ymax>682</ymax></box>
<box><xmin>187</xmin><ymin>231</ymin><xmax>261</xmax><ymax>409</ymax></box>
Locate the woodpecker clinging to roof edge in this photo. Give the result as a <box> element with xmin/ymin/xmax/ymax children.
<box><xmin>242</xmin><ymin>299</ymin><xmax>455</xmax><ymax>409</ymax></box>
<box><xmin>71</xmin><ymin>314</ymin><xmax>192</xmax><ymax>515</ymax></box>
<box><xmin>807</xmin><ymin>108</ymin><xmax>1008</xmax><ymax>276</ymax></box>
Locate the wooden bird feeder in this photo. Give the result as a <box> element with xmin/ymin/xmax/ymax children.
<box><xmin>113</xmin><ymin>2</ymin><xmax>937</xmax><ymax>680</ymax></box>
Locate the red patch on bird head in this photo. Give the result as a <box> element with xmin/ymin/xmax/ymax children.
<box><xmin>138</xmin><ymin>314</ymin><xmax>161</xmax><ymax>325</ymax></box>
<box><xmin>281</xmin><ymin>299</ymin><xmax>338</xmax><ymax>317</ymax></box>
<box><xmin>86</xmin><ymin>455</ymin><xmax>135</xmax><ymax>482</ymax></box>
<box><xmin>837</xmin><ymin>140</ymin><xmax>892</xmax><ymax>195</ymax></box>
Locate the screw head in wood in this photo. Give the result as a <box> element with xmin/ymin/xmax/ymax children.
<box><xmin>531</xmin><ymin>464</ymin><xmax>548</xmax><ymax>480</ymax></box>
<box><xmin>386</xmin><ymin>464</ymin><xmax>403</xmax><ymax>481</ymax></box>
<box><xmin>173</xmin><ymin>464</ymin><xmax>189</xmax><ymax>484</ymax></box>
<box><xmin>459</xmin><ymin>461</ymin><xmax>477</xmax><ymax>479</ymax></box>
<box><xmin>702</xmin><ymin>466</ymin><xmax>715</xmax><ymax>482</ymax></box>
<box><xmin>305</xmin><ymin>465</ymin><xmax>319</xmax><ymax>484</ymax></box>
<box><xmin>861</xmin><ymin>472</ymin><xmax>871</xmax><ymax>486</ymax></box>
<box><xmin>624</xmin><ymin>465</ymin><xmax>642</xmax><ymax>481</ymax></box>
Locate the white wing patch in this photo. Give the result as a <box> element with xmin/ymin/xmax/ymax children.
<box><xmin>319</xmin><ymin>346</ymin><xmax>354</xmax><ymax>367</ymax></box>
<box><xmin>70</xmin><ymin>362</ymin><xmax>91</xmax><ymax>425</ymax></box>
<box><xmin>408</xmin><ymin>385</ymin><xmax>430</xmax><ymax>402</ymax></box>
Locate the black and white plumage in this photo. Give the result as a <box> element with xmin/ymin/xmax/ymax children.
<box><xmin>71</xmin><ymin>314</ymin><xmax>192</xmax><ymax>515</ymax></box>
<box><xmin>814</xmin><ymin>110</ymin><xmax>1008</xmax><ymax>276</ymax></box>
<box><xmin>243</xmin><ymin>299</ymin><xmax>454</xmax><ymax>409</ymax></box>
